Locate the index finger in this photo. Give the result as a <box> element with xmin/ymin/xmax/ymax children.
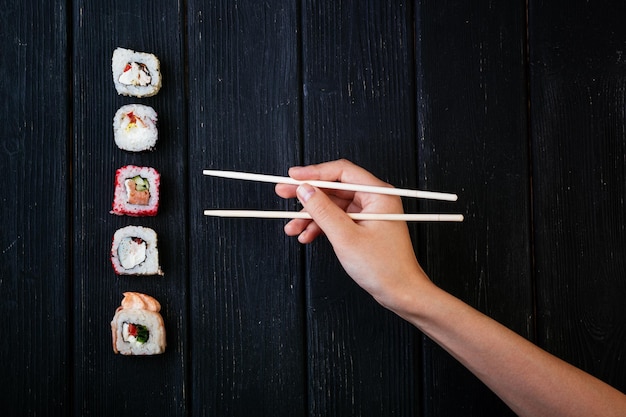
<box><xmin>288</xmin><ymin>159</ymin><xmax>392</xmax><ymax>189</ymax></box>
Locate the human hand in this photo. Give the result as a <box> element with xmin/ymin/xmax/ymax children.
<box><xmin>275</xmin><ymin>159</ymin><xmax>431</xmax><ymax>310</ymax></box>
<box><xmin>280</xmin><ymin>160</ymin><xmax>626</xmax><ymax>417</ymax></box>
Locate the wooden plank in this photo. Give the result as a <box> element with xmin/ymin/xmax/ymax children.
<box><xmin>415</xmin><ymin>1</ymin><xmax>531</xmax><ymax>415</ymax></box>
<box><xmin>0</xmin><ymin>1</ymin><xmax>69</xmax><ymax>414</ymax></box>
<box><xmin>186</xmin><ymin>1</ymin><xmax>306</xmax><ymax>415</ymax></box>
<box><xmin>71</xmin><ymin>1</ymin><xmax>188</xmax><ymax>415</ymax></box>
<box><xmin>529</xmin><ymin>0</ymin><xmax>626</xmax><ymax>392</ymax></box>
<box><xmin>301</xmin><ymin>2</ymin><xmax>419</xmax><ymax>415</ymax></box>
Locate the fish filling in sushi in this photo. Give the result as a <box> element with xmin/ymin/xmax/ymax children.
<box><xmin>110</xmin><ymin>226</ymin><xmax>163</xmax><ymax>275</ymax></box>
<box><xmin>113</xmin><ymin>106</ymin><xmax>159</xmax><ymax>153</ymax></box>
<box><xmin>121</xmin><ymin>110</ymin><xmax>147</xmax><ymax>130</ymax></box>
<box><xmin>118</xmin><ymin>62</ymin><xmax>152</xmax><ymax>86</ymax></box>
<box><xmin>122</xmin><ymin>322</ymin><xmax>149</xmax><ymax>344</ymax></box>
<box><xmin>117</xmin><ymin>237</ymin><xmax>147</xmax><ymax>269</ymax></box>
<box><xmin>112</xmin><ymin>48</ymin><xmax>161</xmax><ymax>97</ymax></box>
<box><xmin>125</xmin><ymin>175</ymin><xmax>150</xmax><ymax>205</ymax></box>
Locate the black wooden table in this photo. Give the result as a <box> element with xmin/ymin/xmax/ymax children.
<box><xmin>2</xmin><ymin>1</ymin><xmax>626</xmax><ymax>416</ymax></box>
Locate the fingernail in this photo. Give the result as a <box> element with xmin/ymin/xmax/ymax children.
<box><xmin>297</xmin><ymin>184</ymin><xmax>315</xmax><ymax>203</ymax></box>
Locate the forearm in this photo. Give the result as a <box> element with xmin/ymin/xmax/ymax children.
<box><xmin>280</xmin><ymin>159</ymin><xmax>626</xmax><ymax>415</ymax></box>
<box><xmin>394</xmin><ymin>279</ymin><xmax>626</xmax><ymax>417</ymax></box>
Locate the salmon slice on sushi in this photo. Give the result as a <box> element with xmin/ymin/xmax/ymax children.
<box><xmin>112</xmin><ymin>47</ymin><xmax>161</xmax><ymax>97</ymax></box>
<box><xmin>113</xmin><ymin>104</ymin><xmax>158</xmax><ymax>152</ymax></box>
<box><xmin>111</xmin><ymin>165</ymin><xmax>160</xmax><ymax>216</ymax></box>
<box><xmin>111</xmin><ymin>225</ymin><xmax>163</xmax><ymax>276</ymax></box>
<box><xmin>111</xmin><ymin>292</ymin><xmax>166</xmax><ymax>355</ymax></box>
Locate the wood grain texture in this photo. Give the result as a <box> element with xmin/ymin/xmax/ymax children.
<box><xmin>529</xmin><ymin>0</ymin><xmax>626</xmax><ymax>392</ymax></box>
<box><xmin>187</xmin><ymin>1</ymin><xmax>306</xmax><ymax>415</ymax></box>
<box><xmin>415</xmin><ymin>1</ymin><xmax>531</xmax><ymax>415</ymax></box>
<box><xmin>5</xmin><ymin>0</ymin><xmax>626</xmax><ymax>415</ymax></box>
<box><xmin>71</xmin><ymin>1</ymin><xmax>188</xmax><ymax>415</ymax></box>
<box><xmin>302</xmin><ymin>1</ymin><xmax>419</xmax><ymax>415</ymax></box>
<box><xmin>0</xmin><ymin>1</ymin><xmax>70</xmax><ymax>415</ymax></box>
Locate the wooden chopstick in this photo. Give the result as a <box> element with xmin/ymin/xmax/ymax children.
<box><xmin>204</xmin><ymin>210</ymin><xmax>464</xmax><ymax>222</ymax></box>
<box><xmin>203</xmin><ymin>169</ymin><xmax>458</xmax><ymax>202</ymax></box>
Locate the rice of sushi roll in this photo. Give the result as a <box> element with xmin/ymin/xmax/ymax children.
<box><xmin>112</xmin><ymin>47</ymin><xmax>161</xmax><ymax>97</ymax></box>
<box><xmin>111</xmin><ymin>165</ymin><xmax>160</xmax><ymax>217</ymax></box>
<box><xmin>111</xmin><ymin>292</ymin><xmax>166</xmax><ymax>355</ymax></box>
<box><xmin>113</xmin><ymin>104</ymin><xmax>158</xmax><ymax>152</ymax></box>
<box><xmin>111</xmin><ymin>225</ymin><xmax>164</xmax><ymax>276</ymax></box>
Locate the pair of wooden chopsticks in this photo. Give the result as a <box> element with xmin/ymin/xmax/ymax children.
<box><xmin>202</xmin><ymin>169</ymin><xmax>464</xmax><ymax>222</ymax></box>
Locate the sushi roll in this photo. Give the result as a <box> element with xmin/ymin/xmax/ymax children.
<box><xmin>111</xmin><ymin>225</ymin><xmax>164</xmax><ymax>276</ymax></box>
<box><xmin>112</xmin><ymin>47</ymin><xmax>161</xmax><ymax>97</ymax></box>
<box><xmin>113</xmin><ymin>104</ymin><xmax>158</xmax><ymax>152</ymax></box>
<box><xmin>111</xmin><ymin>165</ymin><xmax>160</xmax><ymax>217</ymax></box>
<box><xmin>111</xmin><ymin>292</ymin><xmax>166</xmax><ymax>355</ymax></box>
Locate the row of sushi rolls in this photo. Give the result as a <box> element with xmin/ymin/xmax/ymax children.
<box><xmin>109</xmin><ymin>47</ymin><xmax>166</xmax><ymax>356</ymax></box>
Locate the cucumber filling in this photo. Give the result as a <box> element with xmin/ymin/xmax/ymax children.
<box><xmin>122</xmin><ymin>322</ymin><xmax>150</xmax><ymax>344</ymax></box>
<box><xmin>129</xmin><ymin>175</ymin><xmax>149</xmax><ymax>191</ymax></box>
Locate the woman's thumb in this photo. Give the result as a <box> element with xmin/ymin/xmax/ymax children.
<box><xmin>296</xmin><ymin>183</ymin><xmax>355</xmax><ymax>239</ymax></box>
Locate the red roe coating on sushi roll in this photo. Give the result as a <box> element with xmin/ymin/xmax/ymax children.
<box><xmin>111</xmin><ymin>165</ymin><xmax>160</xmax><ymax>217</ymax></box>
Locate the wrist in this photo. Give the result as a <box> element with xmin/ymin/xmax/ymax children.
<box><xmin>379</xmin><ymin>270</ymin><xmax>440</xmax><ymax>323</ymax></box>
